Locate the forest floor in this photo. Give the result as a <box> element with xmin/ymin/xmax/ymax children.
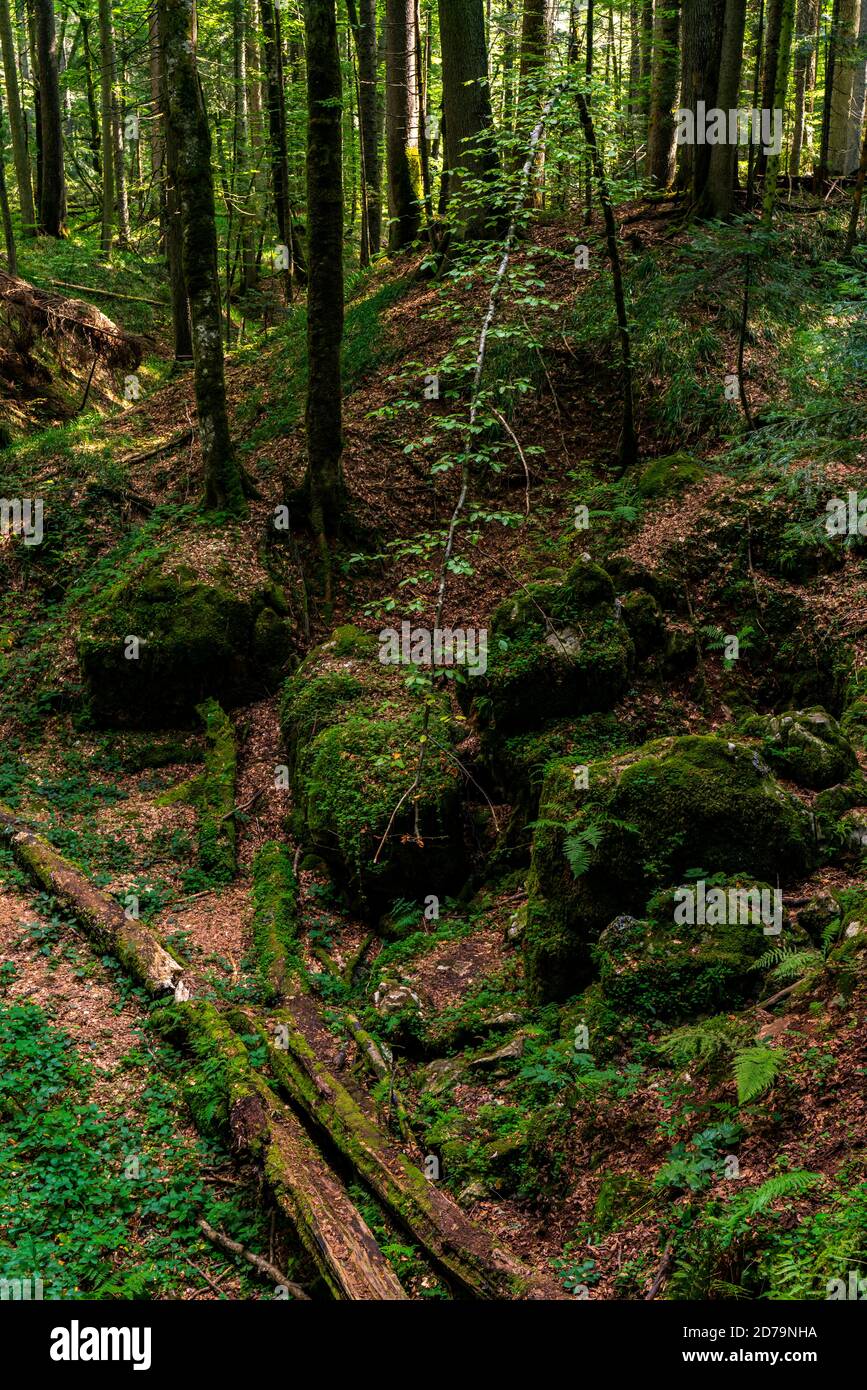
<box><xmin>1</xmin><ymin>196</ymin><xmax>866</xmax><ymax>1300</ymax></box>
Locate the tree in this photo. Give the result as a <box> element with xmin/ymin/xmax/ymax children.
<box><xmin>645</xmin><ymin>0</ymin><xmax>682</xmax><ymax>189</ymax></box>
<box><xmin>156</xmin><ymin>0</ymin><xmax>192</xmax><ymax>359</ymax></box>
<box><xmin>158</xmin><ymin>0</ymin><xmax>247</xmax><ymax>513</ymax></box>
<box><xmin>260</xmin><ymin>0</ymin><xmax>305</xmax><ymax>283</ymax></box>
<box><xmin>385</xmin><ymin>0</ymin><xmax>419</xmax><ymax>250</ymax></box>
<box><xmin>789</xmin><ymin>0</ymin><xmax>818</xmax><ymax>176</ymax></box>
<box><xmin>0</xmin><ymin>0</ymin><xmax>35</xmax><ymax>235</ymax></box>
<box><xmin>33</xmin><ymin>0</ymin><xmax>65</xmax><ymax>235</ymax></box>
<box><xmin>828</xmin><ymin>0</ymin><xmax>860</xmax><ymax>174</ymax></box>
<box><xmin>762</xmin><ymin>0</ymin><xmax>796</xmax><ymax>224</ymax></box>
<box><xmin>302</xmin><ymin>0</ymin><xmax>345</xmax><ymax>548</ymax></box>
<box><xmin>437</xmin><ymin>0</ymin><xmax>503</xmax><ymax>237</ymax></box>
<box><xmin>347</xmin><ymin>0</ymin><xmax>382</xmax><ymax>260</ymax></box>
<box><xmin>98</xmin><ymin>0</ymin><xmax>114</xmax><ymax>250</ymax></box>
<box><xmin>678</xmin><ymin>0</ymin><xmax>726</xmax><ymax>205</ymax></box>
<box><xmin>704</xmin><ymin>0</ymin><xmax>748</xmax><ymax>215</ymax></box>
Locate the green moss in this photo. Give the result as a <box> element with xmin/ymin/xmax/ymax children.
<box><xmin>740</xmin><ymin>707</ymin><xmax>858</xmax><ymax>790</ymax></box>
<box><xmin>638</xmin><ymin>453</ymin><xmax>705</xmax><ymax>499</ymax></box>
<box><xmin>620</xmin><ymin>589</ymin><xmax>665</xmax><ymax>659</ymax></box>
<box><xmin>525</xmin><ymin>734</ymin><xmax>815</xmax><ymax>1002</ymax></box>
<box><xmin>194</xmin><ymin>700</ymin><xmax>237</xmax><ymax>883</ymax></box>
<box><xmin>469</xmin><ymin>560</ymin><xmax>634</xmax><ymax>735</ymax></box>
<box><xmin>77</xmin><ymin>555</ymin><xmax>293</xmax><ymax>728</ymax></box>
<box><xmin>281</xmin><ymin>627</ymin><xmax>466</xmax><ymax>914</ymax></box>
<box><xmin>251</xmin><ymin>842</ymin><xmax>302</xmax><ymax>998</ymax></box>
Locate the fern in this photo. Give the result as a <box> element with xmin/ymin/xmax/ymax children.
<box><xmin>741</xmin><ymin>1171</ymin><xmax>821</xmax><ymax>1216</ymax></box>
<box><xmin>563</xmin><ymin>820</ymin><xmax>603</xmax><ymax>878</ymax></box>
<box><xmin>656</xmin><ymin>1014</ymin><xmax>748</xmax><ymax>1069</ymax></box>
<box><xmin>734</xmin><ymin>1045</ymin><xmax>784</xmax><ymax>1104</ymax></box>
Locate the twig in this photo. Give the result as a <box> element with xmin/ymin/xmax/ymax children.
<box><xmin>196</xmin><ymin>1218</ymin><xmax>310</xmax><ymax>1300</ymax></box>
<box><xmin>645</xmin><ymin>1239</ymin><xmax>674</xmax><ymax>1300</ymax></box>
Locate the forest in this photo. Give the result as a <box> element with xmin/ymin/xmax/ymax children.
<box><xmin>0</xmin><ymin>0</ymin><xmax>865</xmax><ymax>1328</ymax></box>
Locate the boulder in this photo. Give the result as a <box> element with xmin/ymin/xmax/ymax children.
<box><xmin>525</xmin><ymin>734</ymin><xmax>816</xmax><ymax>1001</ymax></box>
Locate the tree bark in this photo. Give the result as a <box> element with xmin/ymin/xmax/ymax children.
<box><xmin>678</xmin><ymin>0</ymin><xmax>726</xmax><ymax>203</ymax></box>
<box><xmin>33</xmin><ymin>0</ymin><xmax>65</xmax><ymax>235</ymax></box>
<box><xmin>845</xmin><ymin>0</ymin><xmax>867</xmax><ymax>172</ymax></box>
<box><xmin>828</xmin><ymin>0</ymin><xmax>860</xmax><ymax>173</ymax></box>
<box><xmin>303</xmin><ymin>0</ymin><xmax>345</xmax><ymax>540</ymax></box>
<box><xmin>763</xmin><ymin>0</ymin><xmax>796</xmax><ymax>222</ymax></box>
<box><xmin>0</xmin><ymin>0</ymin><xmax>34</xmax><ymax>234</ymax></box>
<box><xmin>385</xmin><ymin>0</ymin><xmax>420</xmax><ymax>249</ymax></box>
<box><xmin>0</xmin><ymin>85</ymin><xmax>18</xmax><ymax>271</ymax></box>
<box><xmin>437</xmin><ymin>0</ymin><xmax>503</xmax><ymax>238</ymax></box>
<box><xmin>789</xmin><ymin>0</ymin><xmax>818</xmax><ymax>174</ymax></box>
<box><xmin>159</xmin><ymin>0</ymin><xmax>246</xmax><ymax>512</ymax></box>
<box><xmin>705</xmin><ymin>0</ymin><xmax>748</xmax><ymax>214</ymax></box>
<box><xmin>259</xmin><ymin>0</ymin><xmax>305</xmax><ymax>284</ymax></box>
<box><xmin>347</xmin><ymin>0</ymin><xmax>382</xmax><ymax>260</ymax></box>
<box><xmin>645</xmin><ymin>0</ymin><xmax>681</xmax><ymax>188</ymax></box>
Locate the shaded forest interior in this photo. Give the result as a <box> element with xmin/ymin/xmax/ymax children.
<box><xmin>0</xmin><ymin>0</ymin><xmax>866</xmax><ymax>1305</ymax></box>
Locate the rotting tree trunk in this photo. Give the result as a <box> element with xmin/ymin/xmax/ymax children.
<box><xmin>159</xmin><ymin>0</ymin><xmax>247</xmax><ymax>513</ymax></box>
<box><xmin>156</xmin><ymin>1002</ymin><xmax>409</xmax><ymax>1300</ymax></box>
<box><xmin>385</xmin><ymin>0</ymin><xmax>420</xmax><ymax>248</ymax></box>
<box><xmin>704</xmin><ymin>0</ymin><xmax>748</xmax><ymax>215</ymax></box>
<box><xmin>33</xmin><ymin>0</ymin><xmax>65</xmax><ymax>235</ymax></box>
<box><xmin>437</xmin><ymin>0</ymin><xmax>503</xmax><ymax>238</ymax></box>
<box><xmin>645</xmin><ymin>0</ymin><xmax>682</xmax><ymax>189</ymax></box>
<box><xmin>347</xmin><ymin>0</ymin><xmax>382</xmax><ymax>259</ymax></box>
<box><xmin>0</xmin><ymin>802</ymin><xmax>186</xmax><ymax>994</ymax></box>
<box><xmin>302</xmin><ymin>0</ymin><xmax>346</xmax><ymax>543</ymax></box>
<box><xmin>250</xmin><ymin>1001</ymin><xmax>564</xmax><ymax>1300</ymax></box>
<box><xmin>0</xmin><ymin>0</ymin><xmax>35</xmax><ymax>235</ymax></box>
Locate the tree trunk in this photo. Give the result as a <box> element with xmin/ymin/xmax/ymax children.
<box><xmin>259</xmin><ymin>0</ymin><xmax>305</xmax><ymax>284</ymax></box>
<box><xmin>33</xmin><ymin>0</ymin><xmax>65</xmax><ymax>235</ymax></box>
<box><xmin>828</xmin><ymin>0</ymin><xmax>859</xmax><ymax>173</ymax></box>
<box><xmin>678</xmin><ymin>0</ymin><xmax>726</xmax><ymax>203</ymax></box>
<box><xmin>789</xmin><ymin>0</ymin><xmax>818</xmax><ymax>174</ymax></box>
<box><xmin>156</xmin><ymin>0</ymin><xmax>191</xmax><ymax>359</ymax></box>
<box><xmin>159</xmin><ymin>0</ymin><xmax>246</xmax><ymax>512</ymax></box>
<box><xmin>385</xmin><ymin>0</ymin><xmax>419</xmax><ymax>249</ymax></box>
<box><xmin>437</xmin><ymin>0</ymin><xmax>503</xmax><ymax>238</ymax></box>
<box><xmin>98</xmin><ymin>0</ymin><xmax>114</xmax><ymax>249</ymax></box>
<box><xmin>844</xmin><ymin>0</ymin><xmax>867</xmax><ymax>172</ymax></box>
<box><xmin>705</xmin><ymin>0</ymin><xmax>748</xmax><ymax>214</ymax></box>
<box><xmin>162</xmin><ymin>1003</ymin><xmax>409</xmax><ymax>1300</ymax></box>
<box><xmin>762</xmin><ymin>0</ymin><xmax>796</xmax><ymax>223</ymax></box>
<box><xmin>80</xmin><ymin>13</ymin><xmax>102</xmax><ymax>177</ymax></box>
<box><xmin>844</xmin><ymin>103</ymin><xmax>867</xmax><ymax>249</ymax></box>
<box><xmin>645</xmin><ymin>0</ymin><xmax>681</xmax><ymax>188</ymax></box>
<box><xmin>110</xmin><ymin>10</ymin><xmax>129</xmax><ymax>246</ymax></box>
<box><xmin>0</xmin><ymin>0</ymin><xmax>35</xmax><ymax>234</ymax></box>
<box><xmin>0</xmin><ymin>86</ymin><xmax>18</xmax><ymax>271</ymax></box>
<box><xmin>639</xmin><ymin>0</ymin><xmax>655</xmax><ymax>118</ymax></box>
<box><xmin>302</xmin><ymin>0</ymin><xmax>345</xmax><ymax>539</ymax></box>
<box><xmin>347</xmin><ymin>0</ymin><xmax>382</xmax><ymax>259</ymax></box>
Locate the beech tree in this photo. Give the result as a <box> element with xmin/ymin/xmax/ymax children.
<box><xmin>34</xmin><ymin>0</ymin><xmax>65</xmax><ymax>236</ymax></box>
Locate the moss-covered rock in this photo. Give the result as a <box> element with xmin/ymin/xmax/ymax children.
<box><xmin>637</xmin><ymin>453</ymin><xmax>705</xmax><ymax>499</ymax></box>
<box><xmin>77</xmin><ymin>552</ymin><xmax>293</xmax><ymax>727</ymax></box>
<box><xmin>525</xmin><ymin>734</ymin><xmax>815</xmax><ymax>1001</ymax></box>
<box><xmin>741</xmin><ymin>707</ymin><xmax>858</xmax><ymax>789</ymax></box>
<box><xmin>619</xmin><ymin>589</ymin><xmax>665</xmax><ymax>659</ymax></box>
<box><xmin>280</xmin><ymin>626</ymin><xmax>464</xmax><ymax>914</ymax></box>
<box><xmin>467</xmin><ymin>559</ymin><xmax>634</xmax><ymax>735</ymax></box>
<box><xmin>592</xmin><ymin>879</ymin><xmax>787</xmax><ymax>1023</ymax></box>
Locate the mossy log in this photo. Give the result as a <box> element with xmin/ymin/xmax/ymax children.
<box><xmin>244</xmin><ymin>1002</ymin><xmax>562</xmax><ymax>1300</ymax></box>
<box><xmin>157</xmin><ymin>1001</ymin><xmax>407</xmax><ymax>1301</ymax></box>
<box><xmin>0</xmin><ymin>803</ymin><xmax>185</xmax><ymax>995</ymax></box>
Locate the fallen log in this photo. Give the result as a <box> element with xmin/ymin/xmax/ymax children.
<box><xmin>158</xmin><ymin>1003</ymin><xmax>407</xmax><ymax>1301</ymax></box>
<box><xmin>245</xmin><ymin>1002</ymin><xmax>562</xmax><ymax>1300</ymax></box>
<box><xmin>0</xmin><ymin>802</ymin><xmax>185</xmax><ymax>995</ymax></box>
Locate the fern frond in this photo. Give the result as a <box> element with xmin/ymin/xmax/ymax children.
<box><xmin>734</xmin><ymin>1045</ymin><xmax>784</xmax><ymax>1104</ymax></box>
